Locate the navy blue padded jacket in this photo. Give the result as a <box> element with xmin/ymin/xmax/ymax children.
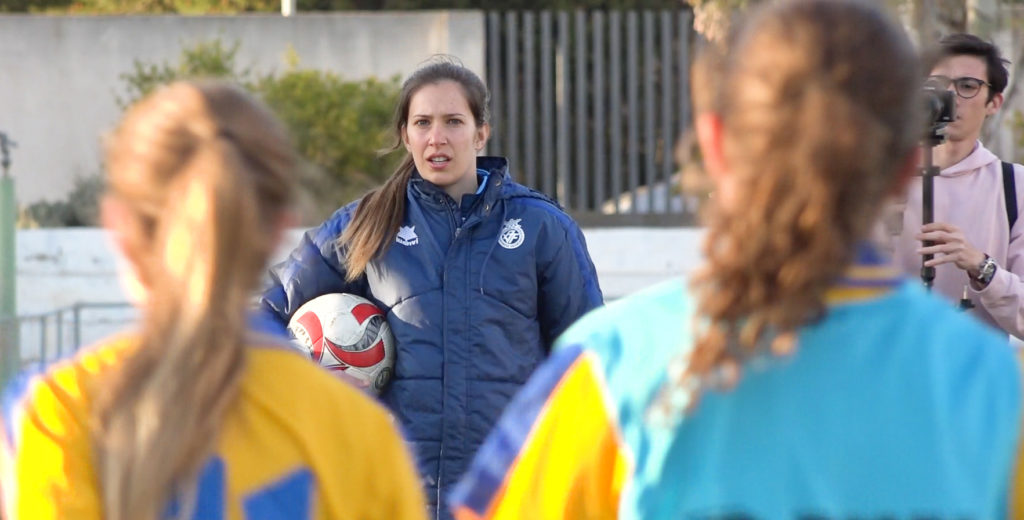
<box><xmin>258</xmin><ymin>156</ymin><xmax>603</xmax><ymax>519</ymax></box>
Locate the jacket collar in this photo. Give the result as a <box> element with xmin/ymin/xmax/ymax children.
<box><xmin>409</xmin><ymin>156</ymin><xmax>512</xmax><ymax>209</ymax></box>
<box><xmin>824</xmin><ymin>242</ymin><xmax>903</xmax><ymax>305</ymax></box>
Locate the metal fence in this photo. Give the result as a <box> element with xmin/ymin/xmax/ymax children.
<box><xmin>1</xmin><ymin>302</ymin><xmax>135</xmax><ymax>369</ymax></box>
<box><xmin>485</xmin><ymin>9</ymin><xmax>698</xmax><ymax>226</ymax></box>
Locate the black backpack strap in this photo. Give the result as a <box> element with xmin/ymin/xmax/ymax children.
<box><xmin>1003</xmin><ymin>161</ymin><xmax>1018</xmax><ymax>230</ymax></box>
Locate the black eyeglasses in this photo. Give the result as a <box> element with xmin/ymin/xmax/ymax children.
<box><xmin>926</xmin><ymin>75</ymin><xmax>993</xmax><ymax>100</ymax></box>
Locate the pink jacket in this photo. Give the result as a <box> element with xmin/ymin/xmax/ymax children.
<box><xmin>891</xmin><ymin>141</ymin><xmax>1024</xmax><ymax>338</ymax></box>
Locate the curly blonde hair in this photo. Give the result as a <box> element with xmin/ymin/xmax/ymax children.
<box><xmin>681</xmin><ymin>0</ymin><xmax>921</xmax><ymax>405</ymax></box>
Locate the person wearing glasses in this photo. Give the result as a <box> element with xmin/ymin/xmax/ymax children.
<box><xmin>890</xmin><ymin>33</ymin><xmax>1024</xmax><ymax>338</ymax></box>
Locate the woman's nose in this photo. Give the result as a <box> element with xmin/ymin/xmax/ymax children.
<box><xmin>428</xmin><ymin>128</ymin><xmax>447</xmax><ymax>146</ymax></box>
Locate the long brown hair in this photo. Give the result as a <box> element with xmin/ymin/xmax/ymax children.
<box><xmin>95</xmin><ymin>80</ymin><xmax>295</xmax><ymax>520</ymax></box>
<box><xmin>681</xmin><ymin>0</ymin><xmax>921</xmax><ymax>405</ymax></box>
<box><xmin>340</xmin><ymin>57</ymin><xmax>490</xmax><ymax>281</ymax></box>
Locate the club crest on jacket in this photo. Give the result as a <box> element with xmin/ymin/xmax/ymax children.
<box><xmin>499</xmin><ymin>219</ymin><xmax>525</xmax><ymax>250</ymax></box>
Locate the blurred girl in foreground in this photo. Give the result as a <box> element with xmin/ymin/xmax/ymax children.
<box><xmin>2</xmin><ymin>81</ymin><xmax>425</xmax><ymax>520</ymax></box>
<box><xmin>451</xmin><ymin>1</ymin><xmax>1022</xmax><ymax>517</ymax></box>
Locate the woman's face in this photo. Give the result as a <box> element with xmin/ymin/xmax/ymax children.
<box><xmin>402</xmin><ymin>80</ymin><xmax>490</xmax><ymax>200</ymax></box>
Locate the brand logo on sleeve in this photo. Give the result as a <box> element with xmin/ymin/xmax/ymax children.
<box><xmin>396</xmin><ymin>225</ymin><xmax>419</xmax><ymax>246</ymax></box>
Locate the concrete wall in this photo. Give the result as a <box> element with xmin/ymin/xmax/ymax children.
<box><xmin>13</xmin><ymin>226</ymin><xmax>704</xmax><ymax>361</ymax></box>
<box><xmin>0</xmin><ymin>12</ymin><xmax>485</xmax><ymax>205</ymax></box>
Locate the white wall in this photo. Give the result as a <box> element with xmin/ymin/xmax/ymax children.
<box><xmin>12</xmin><ymin>227</ymin><xmax>705</xmax><ymax>361</ymax></box>
<box><xmin>0</xmin><ymin>12</ymin><xmax>485</xmax><ymax>205</ymax></box>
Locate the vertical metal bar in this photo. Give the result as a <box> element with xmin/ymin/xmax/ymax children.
<box><xmin>523</xmin><ymin>12</ymin><xmax>537</xmax><ymax>189</ymax></box>
<box><xmin>73</xmin><ymin>304</ymin><xmax>81</xmax><ymax>352</ymax></box>
<box><xmin>678</xmin><ymin>9</ymin><xmax>693</xmax><ymax>215</ymax></box>
<box><xmin>56</xmin><ymin>309</ymin><xmax>64</xmax><ymax>359</ymax></box>
<box><xmin>0</xmin><ymin>173</ymin><xmax>16</xmax><ymax>384</ymax></box>
<box><xmin>556</xmin><ymin>11</ymin><xmax>570</xmax><ymax>205</ymax></box>
<box><xmin>574</xmin><ymin>9</ymin><xmax>588</xmax><ymax>212</ymax></box>
<box><xmin>627</xmin><ymin>11</ymin><xmax>640</xmax><ymax>212</ymax></box>
<box><xmin>643</xmin><ymin>10</ymin><xmax>657</xmax><ymax>213</ymax></box>
<box><xmin>505</xmin><ymin>12</ymin><xmax>519</xmax><ymax>169</ymax></box>
<box><xmin>678</xmin><ymin>10</ymin><xmax>692</xmax><ymax>138</ymax></box>
<box><xmin>488</xmin><ymin>12</ymin><xmax>503</xmax><ymax>157</ymax></box>
<box><xmin>541</xmin><ymin>11</ymin><xmax>555</xmax><ymax>198</ymax></box>
<box><xmin>609</xmin><ymin>11</ymin><xmax>623</xmax><ymax>213</ymax></box>
<box><xmin>660</xmin><ymin>11</ymin><xmax>675</xmax><ymax>214</ymax></box>
<box><xmin>39</xmin><ymin>314</ymin><xmax>48</xmax><ymax>366</ymax></box>
<box><xmin>592</xmin><ymin>11</ymin><xmax>606</xmax><ymax>213</ymax></box>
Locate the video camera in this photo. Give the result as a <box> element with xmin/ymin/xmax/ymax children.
<box><xmin>922</xmin><ymin>79</ymin><xmax>955</xmax><ymax>142</ymax></box>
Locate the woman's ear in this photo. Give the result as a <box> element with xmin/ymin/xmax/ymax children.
<box><xmin>695</xmin><ymin>113</ymin><xmax>726</xmax><ymax>181</ymax></box>
<box><xmin>695</xmin><ymin>112</ymin><xmax>734</xmax><ymax>206</ymax></box>
<box><xmin>101</xmin><ymin>195</ymin><xmax>131</xmax><ymax>256</ymax></box>
<box><xmin>475</xmin><ymin>123</ymin><xmax>491</xmax><ymax>152</ymax></box>
<box><xmin>101</xmin><ymin>195</ymin><xmax>150</xmax><ymax>305</ymax></box>
<box><xmin>401</xmin><ymin>124</ymin><xmax>412</xmax><ymax>153</ymax></box>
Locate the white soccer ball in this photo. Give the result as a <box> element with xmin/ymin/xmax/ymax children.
<box><xmin>287</xmin><ymin>293</ymin><xmax>396</xmax><ymax>394</ymax></box>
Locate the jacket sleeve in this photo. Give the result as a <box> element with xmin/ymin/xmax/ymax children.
<box><xmin>977</xmin><ymin>163</ymin><xmax>1024</xmax><ymax>339</ymax></box>
<box><xmin>257</xmin><ymin>203</ymin><xmax>369</xmax><ymax>327</ymax></box>
<box><xmin>536</xmin><ymin>214</ymin><xmax>604</xmax><ymax>349</ymax></box>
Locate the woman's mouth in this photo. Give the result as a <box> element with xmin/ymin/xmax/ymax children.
<box><xmin>428</xmin><ymin>155</ymin><xmax>451</xmax><ymax>168</ymax></box>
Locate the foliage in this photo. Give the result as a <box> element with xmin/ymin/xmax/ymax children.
<box><xmin>1</xmin><ymin>0</ymin><xmax>682</xmax><ymax>12</ymax></box>
<box><xmin>116</xmin><ymin>39</ymin><xmax>249</xmax><ymax>109</ymax></box>
<box><xmin>256</xmin><ymin>70</ymin><xmax>402</xmax><ymax>219</ymax></box>
<box><xmin>684</xmin><ymin>0</ymin><xmax>748</xmax><ymax>44</ymax></box>
<box><xmin>19</xmin><ymin>174</ymin><xmax>103</xmax><ymax>228</ymax></box>
<box><xmin>115</xmin><ymin>39</ymin><xmax>401</xmax><ymax>224</ymax></box>
<box><xmin>2</xmin><ymin>0</ymin><xmax>278</xmax><ymax>14</ymax></box>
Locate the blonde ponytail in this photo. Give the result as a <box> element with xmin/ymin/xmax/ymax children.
<box><xmin>95</xmin><ymin>81</ymin><xmax>294</xmax><ymax>520</ymax></box>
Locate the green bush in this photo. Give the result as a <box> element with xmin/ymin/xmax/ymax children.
<box><xmin>116</xmin><ymin>39</ymin><xmax>250</xmax><ymax>109</ymax></box>
<box><xmin>115</xmin><ymin>39</ymin><xmax>401</xmax><ymax>224</ymax></box>
<box><xmin>257</xmin><ymin>70</ymin><xmax>402</xmax><ymax>220</ymax></box>
<box><xmin>14</xmin><ymin>39</ymin><xmax>399</xmax><ymax>228</ymax></box>
<box><xmin>20</xmin><ymin>173</ymin><xmax>104</xmax><ymax>228</ymax></box>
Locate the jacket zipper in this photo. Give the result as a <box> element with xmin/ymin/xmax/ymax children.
<box><xmin>437</xmin><ymin>196</ymin><xmax>460</xmax><ymax>516</ymax></box>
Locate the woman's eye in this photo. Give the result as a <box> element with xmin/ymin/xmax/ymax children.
<box><xmin>448</xmin><ymin>118</ymin><xmax>463</xmax><ymax>125</ymax></box>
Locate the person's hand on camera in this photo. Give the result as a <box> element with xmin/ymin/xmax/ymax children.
<box><xmin>916</xmin><ymin>222</ymin><xmax>987</xmax><ymax>276</ymax></box>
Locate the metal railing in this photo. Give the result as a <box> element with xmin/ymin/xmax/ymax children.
<box><xmin>1</xmin><ymin>302</ymin><xmax>135</xmax><ymax>369</ymax></box>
